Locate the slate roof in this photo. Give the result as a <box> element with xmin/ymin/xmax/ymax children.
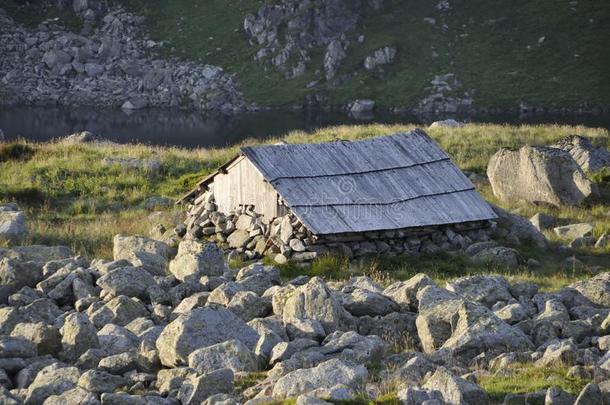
<box><xmin>239</xmin><ymin>129</ymin><xmax>497</xmax><ymax>235</ymax></box>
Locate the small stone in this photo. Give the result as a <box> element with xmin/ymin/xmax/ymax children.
<box><xmin>554</xmin><ymin>223</ymin><xmax>594</xmax><ymax>240</ymax></box>
<box><xmin>10</xmin><ymin>322</ymin><xmax>61</xmax><ymax>356</ymax></box>
<box><xmin>77</xmin><ymin>369</ymin><xmax>127</xmax><ymax>394</ymax></box>
<box><xmin>529</xmin><ymin>213</ymin><xmax>556</xmax><ymax>231</ymax></box>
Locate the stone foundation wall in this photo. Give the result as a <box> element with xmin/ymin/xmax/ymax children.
<box><xmin>183</xmin><ymin>191</ymin><xmax>495</xmax><ymax>262</ymax></box>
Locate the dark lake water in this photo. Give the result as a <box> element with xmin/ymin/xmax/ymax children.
<box><xmin>1</xmin><ymin>106</ymin><xmax>609</xmax><ymax>148</ymax></box>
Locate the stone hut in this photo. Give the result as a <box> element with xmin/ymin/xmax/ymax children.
<box><xmin>179</xmin><ymin>130</ymin><xmax>497</xmax><ymax>262</ymax></box>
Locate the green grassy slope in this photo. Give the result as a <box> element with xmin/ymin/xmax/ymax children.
<box><xmin>116</xmin><ymin>0</ymin><xmax>610</xmax><ymax>109</ymax></box>
<box><xmin>2</xmin><ymin>0</ymin><xmax>609</xmax><ymax>109</ymax></box>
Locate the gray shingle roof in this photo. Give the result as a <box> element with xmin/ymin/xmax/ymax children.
<box><xmin>241</xmin><ymin>129</ymin><xmax>497</xmax><ymax>235</ymax></box>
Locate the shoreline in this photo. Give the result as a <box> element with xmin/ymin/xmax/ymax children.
<box><xmin>2</xmin><ymin>101</ymin><xmax>609</xmax><ymax>117</ymax></box>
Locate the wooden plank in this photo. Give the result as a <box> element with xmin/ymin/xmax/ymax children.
<box><xmin>272</xmin><ymin>161</ymin><xmax>474</xmax><ymax>207</ymax></box>
<box><xmin>241</xmin><ymin>129</ymin><xmax>448</xmax><ymax>180</ymax></box>
<box><xmin>213</xmin><ymin>157</ymin><xmax>279</xmax><ymax>220</ymax></box>
<box><xmin>291</xmin><ymin>190</ymin><xmax>497</xmax><ymax>235</ymax></box>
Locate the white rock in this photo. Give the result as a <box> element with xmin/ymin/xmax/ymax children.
<box><xmin>488</xmin><ymin>146</ymin><xmax>594</xmax><ymax>206</ymax></box>
<box><xmin>156</xmin><ymin>306</ymin><xmax>260</xmax><ymax>367</ymax></box>
<box><xmin>272</xmin><ymin>358</ymin><xmax>368</xmax><ymax>398</ymax></box>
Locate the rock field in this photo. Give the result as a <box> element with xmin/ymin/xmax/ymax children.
<box><xmin>1</xmin><ymin>204</ymin><xmax>610</xmax><ymax>404</ymax></box>
<box><xmin>0</xmin><ymin>6</ymin><xmax>249</xmax><ymax>113</ymax></box>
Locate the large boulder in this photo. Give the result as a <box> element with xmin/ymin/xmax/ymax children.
<box><xmin>24</xmin><ymin>363</ymin><xmax>80</xmax><ymax>405</ymax></box>
<box><xmin>342</xmin><ymin>288</ymin><xmax>399</xmax><ymax>317</ymax></box>
<box><xmin>383</xmin><ymin>273</ymin><xmax>435</xmax><ymax>312</ymax></box>
<box><xmin>272</xmin><ymin>358</ymin><xmax>368</xmax><ymax>398</ymax></box>
<box><xmin>349</xmin><ymin>99</ymin><xmax>375</xmax><ymax>115</ymax></box>
<box><xmin>574</xmin><ymin>383</ymin><xmax>606</xmax><ymax>405</ymax></box>
<box><xmin>177</xmin><ymin>368</ymin><xmax>234</xmax><ymax>405</ymax></box>
<box><xmin>97</xmin><ymin>324</ymin><xmax>140</xmax><ymax>355</ymax></box>
<box><xmin>10</xmin><ymin>322</ymin><xmax>62</xmax><ymax>356</ymax></box>
<box><xmin>319</xmin><ymin>331</ymin><xmax>385</xmax><ymax>364</ymax></box>
<box><xmin>415</xmin><ymin>285</ymin><xmax>464</xmax><ymax>353</ymax></box>
<box><xmin>44</xmin><ymin>387</ymin><xmax>98</xmax><ymax>405</ymax></box>
<box><xmin>492</xmin><ymin>206</ymin><xmax>548</xmax><ymax>248</ymax></box>
<box><xmin>0</xmin><ymin>306</ymin><xmax>22</xmax><ymax>335</ymax></box>
<box><xmin>188</xmin><ymin>339</ymin><xmax>260</xmax><ymax>374</ymax></box>
<box><xmin>423</xmin><ymin>367</ymin><xmax>489</xmax><ymax>405</ymax></box>
<box><xmin>156</xmin><ymin>306</ymin><xmax>260</xmax><ymax>367</ymax></box>
<box><xmin>227</xmin><ymin>291</ymin><xmax>272</xmax><ymax>322</ymax></box>
<box><xmin>440</xmin><ymin>301</ymin><xmax>533</xmax><ymax>359</ymax></box>
<box><xmin>569</xmin><ymin>272</ymin><xmax>610</xmax><ymax>307</ymax></box>
<box><xmin>0</xmin><ymin>258</ymin><xmax>42</xmax><ymax>304</ymax></box>
<box><xmin>60</xmin><ymin>312</ymin><xmax>99</xmax><ymax>362</ymax></box>
<box><xmin>88</xmin><ymin>295</ymin><xmax>149</xmax><ymax>328</ymax></box>
<box><xmin>96</xmin><ymin>266</ymin><xmax>157</xmax><ymax>299</ymax></box>
<box><xmin>169</xmin><ymin>241</ymin><xmax>226</xmax><ymax>282</ymax></box>
<box><xmin>553</xmin><ymin>223</ymin><xmax>594</xmax><ymax>240</ymax></box>
<box><xmin>0</xmin><ymin>205</ymin><xmax>26</xmax><ymax>244</ymax></box>
<box><xmin>0</xmin><ymin>336</ymin><xmax>37</xmax><ymax>358</ymax></box>
<box><xmin>429</xmin><ymin>119</ymin><xmax>465</xmax><ymax>129</ymax></box>
<box><xmin>529</xmin><ymin>212</ymin><xmax>556</xmax><ymax>231</ymax></box>
<box><xmin>487</xmin><ymin>145</ymin><xmax>594</xmax><ymax>206</ymax></box>
<box><xmin>446</xmin><ymin>275</ymin><xmax>513</xmax><ymax>307</ymax></box>
<box><xmin>553</xmin><ymin>135</ymin><xmax>610</xmax><ymax>172</ymax></box>
<box><xmin>236</xmin><ymin>263</ymin><xmax>280</xmax><ymax>295</ymax></box>
<box><xmin>156</xmin><ymin>367</ymin><xmax>197</xmax><ymax>396</ymax></box>
<box><xmin>470</xmin><ymin>246</ymin><xmax>524</xmax><ymax>269</ymax></box>
<box><xmin>77</xmin><ymin>369</ymin><xmax>127</xmax><ymax>394</ymax></box>
<box><xmin>9</xmin><ymin>245</ymin><xmax>73</xmax><ymax>263</ymax></box>
<box><xmin>227</xmin><ymin>230</ymin><xmax>251</xmax><ymax>249</ymax></box>
<box><xmin>113</xmin><ymin>235</ymin><xmax>170</xmax><ymax>276</ymax></box>
<box><xmin>282</xmin><ymin>277</ymin><xmax>354</xmax><ymax>334</ymax></box>
<box><xmin>535</xmin><ymin>340</ymin><xmax>577</xmax><ymax>367</ymax></box>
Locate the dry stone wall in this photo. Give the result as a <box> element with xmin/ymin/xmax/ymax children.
<box><xmin>182</xmin><ymin>190</ymin><xmax>495</xmax><ymax>263</ymax></box>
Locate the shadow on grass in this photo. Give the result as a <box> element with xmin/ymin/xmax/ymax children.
<box><xmin>270</xmin><ymin>246</ymin><xmax>598</xmax><ymax>291</ymax></box>
<box><xmin>0</xmin><ymin>142</ymin><xmax>36</xmax><ymax>162</ymax></box>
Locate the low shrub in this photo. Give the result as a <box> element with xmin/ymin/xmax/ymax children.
<box><xmin>0</xmin><ymin>142</ymin><xmax>35</xmax><ymax>162</ymax></box>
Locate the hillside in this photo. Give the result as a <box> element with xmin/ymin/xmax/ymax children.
<box><xmin>1</xmin><ymin>0</ymin><xmax>610</xmax><ymax>112</ymax></box>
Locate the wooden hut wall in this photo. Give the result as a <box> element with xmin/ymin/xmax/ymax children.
<box><xmin>213</xmin><ymin>156</ymin><xmax>279</xmax><ymax>221</ymax></box>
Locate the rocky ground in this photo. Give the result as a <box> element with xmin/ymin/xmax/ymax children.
<box><xmin>0</xmin><ymin>6</ymin><xmax>249</xmax><ymax>113</ymax></box>
<box><xmin>0</xmin><ymin>202</ymin><xmax>609</xmax><ymax>404</ymax></box>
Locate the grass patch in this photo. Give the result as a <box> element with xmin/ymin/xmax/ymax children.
<box><xmin>479</xmin><ymin>364</ymin><xmax>591</xmax><ymax>401</ymax></box>
<box><xmin>274</xmin><ymin>254</ymin><xmax>351</xmax><ymax>281</ymax></box>
<box><xmin>234</xmin><ymin>371</ymin><xmax>267</xmax><ymax>393</ymax></box>
<box><xmin>0</xmin><ymin>0</ymin><xmax>82</xmax><ymax>30</ymax></box>
<box><xmin>278</xmin><ymin>248</ymin><xmax>593</xmax><ymax>292</ymax></box>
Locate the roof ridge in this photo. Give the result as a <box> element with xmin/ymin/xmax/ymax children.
<box><xmin>267</xmin><ymin>156</ymin><xmax>452</xmax><ymax>183</ymax></box>
<box><xmin>240</xmin><ymin>129</ymin><xmax>426</xmax><ymax>152</ymax></box>
<box><xmin>288</xmin><ymin>186</ymin><xmax>476</xmax><ymax>208</ymax></box>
